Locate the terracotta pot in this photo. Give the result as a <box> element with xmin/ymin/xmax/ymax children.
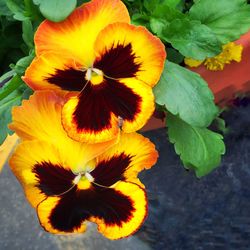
<box><xmin>190</xmin><ymin>31</ymin><xmax>250</xmax><ymax>106</ymax></box>
<box><xmin>142</xmin><ymin>31</ymin><xmax>250</xmax><ymax>132</ymax></box>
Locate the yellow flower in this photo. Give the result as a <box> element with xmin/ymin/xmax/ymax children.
<box><xmin>185</xmin><ymin>42</ymin><xmax>243</xmax><ymax>71</ymax></box>
<box><xmin>9</xmin><ymin>91</ymin><xmax>158</xmax><ymax>239</ymax></box>
<box><xmin>23</xmin><ymin>0</ymin><xmax>166</xmax><ymax>144</ymax></box>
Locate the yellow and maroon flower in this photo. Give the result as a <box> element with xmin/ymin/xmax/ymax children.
<box><xmin>9</xmin><ymin>90</ymin><xmax>158</xmax><ymax>239</ymax></box>
<box><xmin>10</xmin><ymin>130</ymin><xmax>158</xmax><ymax>239</ymax></box>
<box><xmin>23</xmin><ymin>0</ymin><xmax>166</xmax><ymax>143</ymax></box>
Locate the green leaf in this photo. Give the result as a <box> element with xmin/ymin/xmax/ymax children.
<box><xmin>144</xmin><ymin>0</ymin><xmax>181</xmax><ymax>12</ymax></box>
<box><xmin>149</xmin><ymin>3</ymin><xmax>185</xmax><ymax>36</ymax></box>
<box><xmin>167</xmin><ymin>113</ymin><xmax>225</xmax><ymax>177</ymax></box>
<box><xmin>6</xmin><ymin>0</ymin><xmax>28</xmax><ymax>20</ymax></box>
<box><xmin>154</xmin><ymin>61</ymin><xmax>218</xmax><ymax>127</ymax></box>
<box><xmin>164</xmin><ymin>0</ymin><xmax>181</xmax><ymax>8</ymax></box>
<box><xmin>22</xmin><ymin>20</ymin><xmax>34</xmax><ymax>49</ymax></box>
<box><xmin>144</xmin><ymin>0</ymin><xmax>160</xmax><ymax>12</ymax></box>
<box><xmin>0</xmin><ymin>75</ymin><xmax>23</xmax><ymax>101</ymax></box>
<box><xmin>189</xmin><ymin>0</ymin><xmax>250</xmax><ymax>43</ymax></box>
<box><xmin>161</xmin><ymin>18</ymin><xmax>222</xmax><ymax>60</ymax></box>
<box><xmin>0</xmin><ymin>0</ymin><xmax>12</xmax><ymax>16</ymax></box>
<box><xmin>34</xmin><ymin>0</ymin><xmax>77</xmax><ymax>22</ymax></box>
<box><xmin>0</xmin><ymin>86</ymin><xmax>23</xmax><ymax>144</ymax></box>
<box><xmin>131</xmin><ymin>13</ymin><xmax>150</xmax><ymax>27</ymax></box>
<box><xmin>11</xmin><ymin>51</ymin><xmax>35</xmax><ymax>75</ymax></box>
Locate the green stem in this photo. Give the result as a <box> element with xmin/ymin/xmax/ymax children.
<box><xmin>0</xmin><ymin>75</ymin><xmax>22</xmax><ymax>101</ymax></box>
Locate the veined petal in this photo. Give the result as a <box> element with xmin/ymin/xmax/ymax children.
<box><xmin>9</xmin><ymin>91</ymin><xmax>117</xmax><ymax>173</ymax></box>
<box><xmin>37</xmin><ymin>182</ymin><xmax>147</xmax><ymax>239</ymax></box>
<box><xmin>92</xmin><ymin>133</ymin><xmax>158</xmax><ymax>186</ymax></box>
<box><xmin>118</xmin><ymin>78</ymin><xmax>155</xmax><ymax>133</ymax></box>
<box><xmin>91</xmin><ymin>182</ymin><xmax>147</xmax><ymax>240</ymax></box>
<box><xmin>9</xmin><ymin>91</ymin><xmax>68</xmax><ymax>142</ymax></box>
<box><xmin>62</xmin><ymin>90</ymin><xmax>119</xmax><ymax>143</ymax></box>
<box><xmin>35</xmin><ymin>0</ymin><xmax>130</xmax><ymax>66</ymax></box>
<box><xmin>23</xmin><ymin>52</ymin><xmax>86</xmax><ymax>91</ymax></box>
<box><xmin>94</xmin><ymin>22</ymin><xmax>166</xmax><ymax>87</ymax></box>
<box><xmin>9</xmin><ymin>140</ymin><xmax>75</xmax><ymax>208</ymax></box>
<box><xmin>61</xmin><ymin>78</ymin><xmax>154</xmax><ymax>143</ymax></box>
<box><xmin>37</xmin><ymin>195</ymin><xmax>87</xmax><ymax>234</ymax></box>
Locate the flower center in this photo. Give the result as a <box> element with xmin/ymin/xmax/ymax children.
<box><xmin>73</xmin><ymin>172</ymin><xmax>94</xmax><ymax>190</ymax></box>
<box><xmin>85</xmin><ymin>68</ymin><xmax>104</xmax><ymax>85</ymax></box>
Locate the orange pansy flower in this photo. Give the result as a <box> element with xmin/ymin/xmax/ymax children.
<box><xmin>23</xmin><ymin>0</ymin><xmax>166</xmax><ymax>143</ymax></box>
<box><xmin>9</xmin><ymin>91</ymin><xmax>158</xmax><ymax>239</ymax></box>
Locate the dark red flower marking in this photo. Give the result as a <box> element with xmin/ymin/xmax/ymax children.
<box><xmin>33</xmin><ymin>161</ymin><xmax>75</xmax><ymax>196</ymax></box>
<box><xmin>94</xmin><ymin>43</ymin><xmax>141</xmax><ymax>79</ymax></box>
<box><xmin>48</xmin><ymin>186</ymin><xmax>134</xmax><ymax>232</ymax></box>
<box><xmin>45</xmin><ymin>68</ymin><xmax>87</xmax><ymax>91</ymax></box>
<box><xmin>73</xmin><ymin>79</ymin><xmax>142</xmax><ymax>132</ymax></box>
<box><xmin>91</xmin><ymin>153</ymin><xmax>132</xmax><ymax>187</ymax></box>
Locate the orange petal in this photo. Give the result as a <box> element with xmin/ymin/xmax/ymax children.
<box><xmin>62</xmin><ymin>92</ymin><xmax>119</xmax><ymax>143</ymax></box>
<box><xmin>94</xmin><ymin>22</ymin><xmax>166</xmax><ymax>87</ymax></box>
<box><xmin>23</xmin><ymin>52</ymin><xmax>86</xmax><ymax>91</ymax></box>
<box><xmin>9</xmin><ymin>140</ymin><xmax>73</xmax><ymax>208</ymax></box>
<box><xmin>35</xmin><ymin>0</ymin><xmax>130</xmax><ymax>66</ymax></box>
<box><xmin>91</xmin><ymin>181</ymin><xmax>147</xmax><ymax>240</ymax></box>
<box><xmin>37</xmin><ymin>196</ymin><xmax>87</xmax><ymax>234</ymax></box>
<box><xmin>61</xmin><ymin>78</ymin><xmax>154</xmax><ymax>143</ymax></box>
<box><xmin>94</xmin><ymin>132</ymin><xmax>158</xmax><ymax>185</ymax></box>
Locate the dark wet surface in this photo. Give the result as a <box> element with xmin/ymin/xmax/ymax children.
<box><xmin>0</xmin><ymin>104</ymin><xmax>250</xmax><ymax>250</ymax></box>
<box><xmin>138</xmin><ymin>104</ymin><xmax>250</xmax><ymax>250</ymax></box>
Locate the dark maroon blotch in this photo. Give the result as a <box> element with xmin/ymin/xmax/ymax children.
<box><xmin>73</xmin><ymin>79</ymin><xmax>142</xmax><ymax>132</ymax></box>
<box><xmin>91</xmin><ymin>153</ymin><xmax>132</xmax><ymax>187</ymax></box>
<box><xmin>45</xmin><ymin>68</ymin><xmax>87</xmax><ymax>91</ymax></box>
<box><xmin>94</xmin><ymin>43</ymin><xmax>141</xmax><ymax>79</ymax></box>
<box><xmin>33</xmin><ymin>161</ymin><xmax>75</xmax><ymax>196</ymax></box>
<box><xmin>49</xmin><ymin>186</ymin><xmax>135</xmax><ymax>232</ymax></box>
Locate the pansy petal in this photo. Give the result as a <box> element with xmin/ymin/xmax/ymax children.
<box><xmin>9</xmin><ymin>91</ymin><xmax>118</xmax><ymax>172</ymax></box>
<box><xmin>62</xmin><ymin>78</ymin><xmax>154</xmax><ymax>143</ymax></box>
<box><xmin>62</xmin><ymin>92</ymin><xmax>119</xmax><ymax>143</ymax></box>
<box><xmin>37</xmin><ymin>182</ymin><xmax>146</xmax><ymax>239</ymax></box>
<box><xmin>9</xmin><ymin>90</ymin><xmax>67</xmax><ymax>142</ymax></box>
<box><xmin>35</xmin><ymin>0</ymin><xmax>130</xmax><ymax>66</ymax></box>
<box><xmin>23</xmin><ymin>53</ymin><xmax>86</xmax><ymax>91</ymax></box>
<box><xmin>92</xmin><ymin>133</ymin><xmax>158</xmax><ymax>186</ymax></box>
<box><xmin>94</xmin><ymin>22</ymin><xmax>166</xmax><ymax>87</ymax></box>
<box><xmin>91</xmin><ymin>181</ymin><xmax>147</xmax><ymax>239</ymax></box>
<box><xmin>117</xmin><ymin>78</ymin><xmax>155</xmax><ymax>133</ymax></box>
<box><xmin>37</xmin><ymin>196</ymin><xmax>87</xmax><ymax>234</ymax></box>
<box><xmin>9</xmin><ymin>140</ymin><xmax>75</xmax><ymax>208</ymax></box>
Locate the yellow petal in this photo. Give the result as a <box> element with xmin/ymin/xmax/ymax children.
<box><xmin>94</xmin><ymin>22</ymin><xmax>166</xmax><ymax>87</ymax></box>
<box><xmin>35</xmin><ymin>0</ymin><xmax>130</xmax><ymax>66</ymax></box>
<box><xmin>0</xmin><ymin>134</ymin><xmax>18</xmax><ymax>172</ymax></box>
<box><xmin>184</xmin><ymin>58</ymin><xmax>204</xmax><ymax>67</ymax></box>
<box><xmin>91</xmin><ymin>181</ymin><xmax>147</xmax><ymax>240</ymax></box>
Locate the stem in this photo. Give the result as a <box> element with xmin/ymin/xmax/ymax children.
<box><xmin>0</xmin><ymin>75</ymin><xmax>22</xmax><ymax>101</ymax></box>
